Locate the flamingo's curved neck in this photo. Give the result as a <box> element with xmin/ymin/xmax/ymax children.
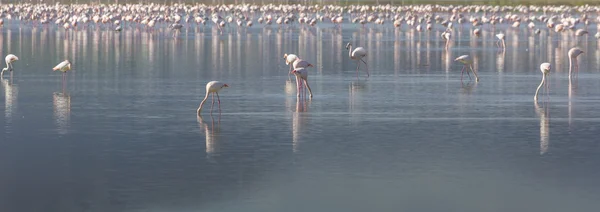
<box><xmin>568</xmin><ymin>56</ymin><xmax>573</xmax><ymax>77</ymax></box>
<box><xmin>348</xmin><ymin>45</ymin><xmax>353</xmax><ymax>59</ymax></box>
<box><xmin>535</xmin><ymin>74</ymin><xmax>546</xmax><ymax>100</ymax></box>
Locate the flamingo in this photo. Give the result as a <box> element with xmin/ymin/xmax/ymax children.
<box><xmin>197</xmin><ymin>81</ymin><xmax>229</xmax><ymax>114</ymax></box>
<box><xmin>1</xmin><ymin>54</ymin><xmax>18</xmax><ymax>78</ymax></box>
<box><xmin>441</xmin><ymin>30</ymin><xmax>451</xmax><ymax>49</ymax></box>
<box><xmin>345</xmin><ymin>42</ymin><xmax>369</xmax><ymax>77</ymax></box>
<box><xmin>291</xmin><ymin>66</ymin><xmax>313</xmax><ymax>98</ymax></box>
<box><xmin>534</xmin><ymin>63</ymin><xmax>551</xmax><ymax>101</ymax></box>
<box><xmin>472</xmin><ymin>28</ymin><xmax>481</xmax><ymax>36</ymax></box>
<box><xmin>496</xmin><ymin>33</ymin><xmax>506</xmax><ymax>51</ymax></box>
<box><xmin>283</xmin><ymin>53</ymin><xmax>298</xmax><ymax>79</ymax></box>
<box><xmin>454</xmin><ymin>55</ymin><xmax>479</xmax><ymax>82</ymax></box>
<box><xmin>53</xmin><ymin>60</ymin><xmax>71</xmax><ymax>81</ymax></box>
<box><xmin>568</xmin><ymin>47</ymin><xmax>584</xmax><ymax>79</ymax></box>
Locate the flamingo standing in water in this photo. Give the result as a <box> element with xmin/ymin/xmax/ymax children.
<box><xmin>283</xmin><ymin>53</ymin><xmax>298</xmax><ymax>79</ymax></box>
<box><xmin>53</xmin><ymin>60</ymin><xmax>71</xmax><ymax>81</ymax></box>
<box><xmin>197</xmin><ymin>81</ymin><xmax>229</xmax><ymax>114</ymax></box>
<box><xmin>291</xmin><ymin>60</ymin><xmax>314</xmax><ymax>98</ymax></box>
<box><xmin>346</xmin><ymin>42</ymin><xmax>369</xmax><ymax>78</ymax></box>
<box><xmin>534</xmin><ymin>63</ymin><xmax>551</xmax><ymax>102</ymax></box>
<box><xmin>496</xmin><ymin>33</ymin><xmax>506</xmax><ymax>51</ymax></box>
<box><xmin>568</xmin><ymin>47</ymin><xmax>584</xmax><ymax>79</ymax></box>
<box><xmin>455</xmin><ymin>55</ymin><xmax>479</xmax><ymax>82</ymax></box>
<box><xmin>1</xmin><ymin>54</ymin><xmax>18</xmax><ymax>78</ymax></box>
<box><xmin>442</xmin><ymin>30</ymin><xmax>452</xmax><ymax>49</ymax></box>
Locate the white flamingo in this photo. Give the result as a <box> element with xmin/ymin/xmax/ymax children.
<box><xmin>568</xmin><ymin>47</ymin><xmax>584</xmax><ymax>79</ymax></box>
<box><xmin>345</xmin><ymin>42</ymin><xmax>369</xmax><ymax>77</ymax></box>
<box><xmin>455</xmin><ymin>55</ymin><xmax>479</xmax><ymax>82</ymax></box>
<box><xmin>1</xmin><ymin>54</ymin><xmax>18</xmax><ymax>78</ymax></box>
<box><xmin>197</xmin><ymin>81</ymin><xmax>229</xmax><ymax>114</ymax></box>
<box><xmin>53</xmin><ymin>60</ymin><xmax>71</xmax><ymax>84</ymax></box>
<box><xmin>442</xmin><ymin>30</ymin><xmax>451</xmax><ymax>49</ymax></box>
<box><xmin>534</xmin><ymin>63</ymin><xmax>551</xmax><ymax>101</ymax></box>
<box><xmin>496</xmin><ymin>33</ymin><xmax>506</xmax><ymax>50</ymax></box>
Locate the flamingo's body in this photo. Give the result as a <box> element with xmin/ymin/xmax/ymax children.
<box><xmin>292</xmin><ymin>59</ymin><xmax>313</xmax><ymax>70</ymax></box>
<box><xmin>197</xmin><ymin>81</ymin><xmax>229</xmax><ymax>114</ymax></box>
<box><xmin>1</xmin><ymin>54</ymin><xmax>18</xmax><ymax>78</ymax></box>
<box><xmin>53</xmin><ymin>60</ymin><xmax>71</xmax><ymax>73</ymax></box>
<box><xmin>455</xmin><ymin>55</ymin><xmax>479</xmax><ymax>82</ymax></box>
<box><xmin>534</xmin><ymin>63</ymin><xmax>552</xmax><ymax>101</ymax></box>
<box><xmin>346</xmin><ymin>43</ymin><xmax>369</xmax><ymax>77</ymax></box>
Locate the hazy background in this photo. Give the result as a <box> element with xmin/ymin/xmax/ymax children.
<box><xmin>0</xmin><ymin>0</ymin><xmax>595</xmax><ymax>6</ymax></box>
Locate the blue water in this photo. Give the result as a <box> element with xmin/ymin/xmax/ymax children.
<box><xmin>1</xmin><ymin>23</ymin><xmax>600</xmax><ymax>212</ymax></box>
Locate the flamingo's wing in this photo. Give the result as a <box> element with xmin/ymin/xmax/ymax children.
<box><xmin>353</xmin><ymin>47</ymin><xmax>367</xmax><ymax>57</ymax></box>
<box><xmin>53</xmin><ymin>61</ymin><xmax>69</xmax><ymax>71</ymax></box>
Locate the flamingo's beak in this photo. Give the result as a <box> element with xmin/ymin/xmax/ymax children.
<box><xmin>223</xmin><ymin>84</ymin><xmax>229</xmax><ymax>87</ymax></box>
<box><xmin>308</xmin><ymin>64</ymin><xmax>314</xmax><ymax>67</ymax></box>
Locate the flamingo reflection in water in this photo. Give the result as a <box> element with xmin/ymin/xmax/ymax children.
<box><xmin>53</xmin><ymin>92</ymin><xmax>71</xmax><ymax>134</ymax></box>
<box><xmin>534</xmin><ymin>101</ymin><xmax>550</xmax><ymax>155</ymax></box>
<box><xmin>198</xmin><ymin>114</ymin><xmax>221</xmax><ymax>159</ymax></box>
<box><xmin>292</xmin><ymin>97</ymin><xmax>310</xmax><ymax>152</ymax></box>
<box><xmin>2</xmin><ymin>78</ymin><xmax>17</xmax><ymax>120</ymax></box>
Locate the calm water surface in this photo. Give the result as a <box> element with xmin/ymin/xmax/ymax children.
<box><xmin>1</xmin><ymin>24</ymin><xmax>600</xmax><ymax>211</ymax></box>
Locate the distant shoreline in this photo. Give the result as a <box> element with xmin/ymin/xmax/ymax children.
<box><xmin>1</xmin><ymin>0</ymin><xmax>598</xmax><ymax>6</ymax></box>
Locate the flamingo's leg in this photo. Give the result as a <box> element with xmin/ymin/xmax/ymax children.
<box><xmin>211</xmin><ymin>93</ymin><xmax>215</xmax><ymax>112</ymax></box>
<box><xmin>216</xmin><ymin>92</ymin><xmax>221</xmax><ymax>111</ymax></box>
<box><xmin>296</xmin><ymin>75</ymin><xmax>301</xmax><ymax>97</ymax></box>
<box><xmin>466</xmin><ymin>66</ymin><xmax>472</xmax><ymax>80</ymax></box>
<box><xmin>356</xmin><ymin>60</ymin><xmax>360</xmax><ymax>78</ymax></box>
<box><xmin>303</xmin><ymin>79</ymin><xmax>313</xmax><ymax>98</ymax></box>
<box><xmin>361</xmin><ymin>58</ymin><xmax>369</xmax><ymax>77</ymax></box>
<box><xmin>461</xmin><ymin>65</ymin><xmax>465</xmax><ymax>81</ymax></box>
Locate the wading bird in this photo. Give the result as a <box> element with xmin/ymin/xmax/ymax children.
<box><xmin>534</xmin><ymin>63</ymin><xmax>551</xmax><ymax>102</ymax></box>
<box><xmin>1</xmin><ymin>54</ymin><xmax>18</xmax><ymax>78</ymax></box>
<box><xmin>346</xmin><ymin>42</ymin><xmax>369</xmax><ymax>78</ymax></box>
<box><xmin>442</xmin><ymin>30</ymin><xmax>452</xmax><ymax>49</ymax></box>
<box><xmin>197</xmin><ymin>81</ymin><xmax>229</xmax><ymax>114</ymax></box>
<box><xmin>53</xmin><ymin>60</ymin><xmax>71</xmax><ymax>81</ymax></box>
<box><xmin>455</xmin><ymin>55</ymin><xmax>479</xmax><ymax>82</ymax></box>
<box><xmin>568</xmin><ymin>47</ymin><xmax>584</xmax><ymax>79</ymax></box>
<box><xmin>496</xmin><ymin>33</ymin><xmax>506</xmax><ymax>51</ymax></box>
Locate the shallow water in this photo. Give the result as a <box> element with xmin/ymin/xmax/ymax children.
<box><xmin>1</xmin><ymin>23</ymin><xmax>600</xmax><ymax>211</ymax></box>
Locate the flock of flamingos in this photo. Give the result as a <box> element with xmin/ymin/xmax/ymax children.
<box><xmin>0</xmin><ymin>3</ymin><xmax>596</xmax><ymax>115</ymax></box>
